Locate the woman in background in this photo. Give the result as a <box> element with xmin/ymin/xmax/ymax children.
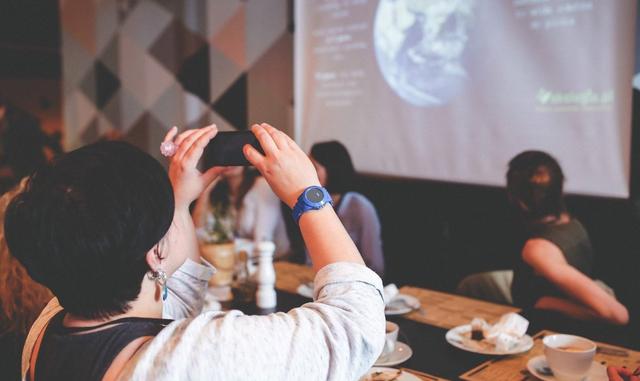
<box><xmin>508</xmin><ymin>151</ymin><xmax>628</xmax><ymax>325</ymax></box>
<box><xmin>192</xmin><ymin>165</ymin><xmax>290</xmax><ymax>258</ymax></box>
<box><xmin>308</xmin><ymin>141</ymin><xmax>384</xmax><ymax>277</ymax></box>
<box><xmin>0</xmin><ymin>179</ymin><xmax>52</xmax><ymax>379</ymax></box>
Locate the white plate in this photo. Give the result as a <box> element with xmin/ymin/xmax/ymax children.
<box><xmin>360</xmin><ymin>367</ymin><xmax>422</xmax><ymax>381</ymax></box>
<box><xmin>375</xmin><ymin>342</ymin><xmax>413</xmax><ymax>367</ymax></box>
<box><xmin>445</xmin><ymin>324</ymin><xmax>534</xmax><ymax>355</ymax></box>
<box><xmin>385</xmin><ymin>294</ymin><xmax>421</xmax><ymax>316</ymax></box>
<box><xmin>527</xmin><ymin>355</ymin><xmax>607</xmax><ymax>381</ymax></box>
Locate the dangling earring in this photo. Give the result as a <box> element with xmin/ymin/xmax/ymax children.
<box><xmin>148</xmin><ymin>268</ymin><xmax>168</xmax><ymax>301</ymax></box>
<box><xmin>149</xmin><ymin>243</ymin><xmax>169</xmax><ymax>301</ymax></box>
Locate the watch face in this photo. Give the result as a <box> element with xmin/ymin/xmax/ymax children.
<box><xmin>305</xmin><ymin>187</ymin><xmax>325</xmax><ymax>203</ymax></box>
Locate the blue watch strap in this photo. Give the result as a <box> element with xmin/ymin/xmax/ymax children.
<box><xmin>292</xmin><ymin>186</ymin><xmax>332</xmax><ymax>224</ymax></box>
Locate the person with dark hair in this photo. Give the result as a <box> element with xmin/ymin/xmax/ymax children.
<box><xmin>0</xmin><ymin>179</ymin><xmax>53</xmax><ymax>380</ymax></box>
<box><xmin>9</xmin><ymin>124</ymin><xmax>385</xmax><ymax>380</ymax></box>
<box><xmin>507</xmin><ymin>150</ymin><xmax>567</xmax><ymax>222</ymax></box>
<box><xmin>192</xmin><ymin>164</ymin><xmax>290</xmax><ymax>258</ymax></box>
<box><xmin>309</xmin><ymin>141</ymin><xmax>384</xmax><ymax>276</ymax></box>
<box><xmin>0</xmin><ymin>96</ymin><xmax>62</xmax><ymax>194</ymax></box>
<box><xmin>508</xmin><ymin>151</ymin><xmax>628</xmax><ymax>325</ymax></box>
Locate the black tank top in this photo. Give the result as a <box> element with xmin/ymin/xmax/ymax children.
<box><xmin>511</xmin><ymin>218</ymin><xmax>594</xmax><ymax>308</ymax></box>
<box><xmin>32</xmin><ymin>311</ymin><xmax>171</xmax><ymax>381</ymax></box>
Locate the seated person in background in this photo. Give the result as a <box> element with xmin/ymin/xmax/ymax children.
<box><xmin>0</xmin><ymin>179</ymin><xmax>52</xmax><ymax>379</ymax></box>
<box><xmin>8</xmin><ymin>124</ymin><xmax>385</xmax><ymax>380</ymax></box>
<box><xmin>0</xmin><ymin>95</ymin><xmax>62</xmax><ymax>194</ymax></box>
<box><xmin>192</xmin><ymin>165</ymin><xmax>290</xmax><ymax>258</ymax></box>
<box><xmin>508</xmin><ymin>151</ymin><xmax>628</xmax><ymax>325</ymax></box>
<box><xmin>308</xmin><ymin>141</ymin><xmax>385</xmax><ymax>277</ymax></box>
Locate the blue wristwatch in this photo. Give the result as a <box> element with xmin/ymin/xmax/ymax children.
<box><xmin>292</xmin><ymin>186</ymin><xmax>332</xmax><ymax>223</ymax></box>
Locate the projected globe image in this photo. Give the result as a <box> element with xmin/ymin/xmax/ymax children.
<box><xmin>374</xmin><ymin>0</ymin><xmax>474</xmax><ymax>107</ymax></box>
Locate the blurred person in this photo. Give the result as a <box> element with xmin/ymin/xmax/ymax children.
<box><xmin>9</xmin><ymin>124</ymin><xmax>385</xmax><ymax>380</ymax></box>
<box><xmin>0</xmin><ymin>179</ymin><xmax>53</xmax><ymax>380</ymax></box>
<box><xmin>0</xmin><ymin>95</ymin><xmax>62</xmax><ymax>194</ymax></box>
<box><xmin>192</xmin><ymin>165</ymin><xmax>290</xmax><ymax>258</ymax></box>
<box><xmin>508</xmin><ymin>151</ymin><xmax>628</xmax><ymax>325</ymax></box>
<box><xmin>307</xmin><ymin>141</ymin><xmax>384</xmax><ymax>277</ymax></box>
<box><xmin>607</xmin><ymin>366</ymin><xmax>639</xmax><ymax>381</ymax></box>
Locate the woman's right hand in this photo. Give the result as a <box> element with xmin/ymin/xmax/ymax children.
<box><xmin>243</xmin><ymin>123</ymin><xmax>320</xmax><ymax>208</ymax></box>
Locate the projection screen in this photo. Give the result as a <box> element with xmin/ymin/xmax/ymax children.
<box><xmin>295</xmin><ymin>0</ymin><xmax>637</xmax><ymax>198</ymax></box>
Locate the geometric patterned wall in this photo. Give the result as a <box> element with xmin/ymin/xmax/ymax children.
<box><xmin>60</xmin><ymin>0</ymin><xmax>293</xmax><ymax>160</ymax></box>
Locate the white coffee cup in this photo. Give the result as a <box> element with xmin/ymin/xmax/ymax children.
<box><xmin>543</xmin><ymin>334</ymin><xmax>596</xmax><ymax>381</ymax></box>
<box><xmin>382</xmin><ymin>321</ymin><xmax>399</xmax><ymax>357</ymax></box>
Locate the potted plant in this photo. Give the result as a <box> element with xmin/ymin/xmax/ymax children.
<box><xmin>196</xmin><ymin>207</ymin><xmax>236</xmax><ymax>288</ymax></box>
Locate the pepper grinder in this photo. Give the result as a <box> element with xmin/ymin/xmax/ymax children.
<box><xmin>255</xmin><ymin>240</ymin><xmax>276</xmax><ymax>309</ymax></box>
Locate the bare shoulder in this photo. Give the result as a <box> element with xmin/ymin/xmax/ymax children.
<box><xmin>522</xmin><ymin>238</ymin><xmax>566</xmax><ymax>266</ymax></box>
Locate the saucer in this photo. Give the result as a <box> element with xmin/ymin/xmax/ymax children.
<box><xmin>360</xmin><ymin>367</ymin><xmax>422</xmax><ymax>381</ymax></box>
<box><xmin>526</xmin><ymin>355</ymin><xmax>607</xmax><ymax>381</ymax></box>
<box><xmin>445</xmin><ymin>324</ymin><xmax>533</xmax><ymax>355</ymax></box>
<box><xmin>374</xmin><ymin>342</ymin><xmax>413</xmax><ymax>367</ymax></box>
<box><xmin>385</xmin><ymin>294</ymin><xmax>421</xmax><ymax>316</ymax></box>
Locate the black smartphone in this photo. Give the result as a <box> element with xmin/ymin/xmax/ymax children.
<box><xmin>205</xmin><ymin>131</ymin><xmax>264</xmax><ymax>166</ymax></box>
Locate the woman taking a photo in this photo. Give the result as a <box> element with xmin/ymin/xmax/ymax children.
<box><xmin>9</xmin><ymin>123</ymin><xmax>385</xmax><ymax>381</ymax></box>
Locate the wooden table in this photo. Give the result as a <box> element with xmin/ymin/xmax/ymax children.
<box><xmin>274</xmin><ymin>262</ymin><xmax>520</xmax><ymax>329</ymax></box>
<box><xmin>267</xmin><ymin>262</ymin><xmax>640</xmax><ymax>380</ymax></box>
<box><xmin>460</xmin><ymin>330</ymin><xmax>640</xmax><ymax>381</ymax></box>
<box><xmin>274</xmin><ymin>261</ymin><xmax>315</xmax><ymax>293</ymax></box>
<box><xmin>398</xmin><ymin>286</ymin><xmax>519</xmax><ymax>329</ymax></box>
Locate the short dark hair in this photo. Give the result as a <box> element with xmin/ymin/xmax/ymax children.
<box><xmin>4</xmin><ymin>141</ymin><xmax>174</xmax><ymax>319</ymax></box>
<box><xmin>506</xmin><ymin>150</ymin><xmax>566</xmax><ymax>221</ymax></box>
<box><xmin>310</xmin><ymin>141</ymin><xmax>356</xmax><ymax>195</ymax></box>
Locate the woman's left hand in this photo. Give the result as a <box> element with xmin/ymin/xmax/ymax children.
<box><xmin>163</xmin><ymin>125</ymin><xmax>225</xmax><ymax>209</ymax></box>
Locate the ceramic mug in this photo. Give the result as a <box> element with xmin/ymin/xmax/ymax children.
<box><xmin>382</xmin><ymin>321</ymin><xmax>399</xmax><ymax>357</ymax></box>
<box><xmin>543</xmin><ymin>334</ymin><xmax>596</xmax><ymax>381</ymax></box>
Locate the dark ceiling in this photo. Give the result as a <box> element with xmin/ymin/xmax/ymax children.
<box><xmin>0</xmin><ymin>0</ymin><xmax>61</xmax><ymax>79</ymax></box>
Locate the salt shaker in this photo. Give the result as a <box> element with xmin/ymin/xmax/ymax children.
<box><xmin>255</xmin><ymin>240</ymin><xmax>276</xmax><ymax>309</ymax></box>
